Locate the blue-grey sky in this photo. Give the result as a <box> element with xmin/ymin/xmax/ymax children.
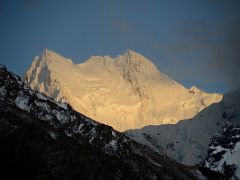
<box><xmin>1</xmin><ymin>0</ymin><xmax>240</xmax><ymax>93</ymax></box>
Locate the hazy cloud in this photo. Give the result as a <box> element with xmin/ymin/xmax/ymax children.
<box><xmin>210</xmin><ymin>18</ymin><xmax>240</xmax><ymax>90</ymax></box>
<box><xmin>153</xmin><ymin>17</ymin><xmax>240</xmax><ymax>92</ymax></box>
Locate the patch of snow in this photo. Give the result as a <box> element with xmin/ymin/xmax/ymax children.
<box><xmin>103</xmin><ymin>139</ymin><xmax>119</xmax><ymax>154</ymax></box>
<box><xmin>89</xmin><ymin>127</ymin><xmax>97</xmax><ymax>143</ymax></box>
<box><xmin>34</xmin><ymin>100</ymin><xmax>70</xmax><ymax>124</ymax></box>
<box><xmin>56</xmin><ymin>101</ymin><xmax>68</xmax><ymax>110</ymax></box>
<box><xmin>34</xmin><ymin>101</ymin><xmax>51</xmax><ymax>112</ymax></box>
<box><xmin>53</xmin><ymin>110</ymin><xmax>69</xmax><ymax>124</ymax></box>
<box><xmin>15</xmin><ymin>95</ymin><xmax>29</xmax><ymax>111</ymax></box>
<box><xmin>48</xmin><ymin>131</ymin><xmax>57</xmax><ymax>140</ymax></box>
<box><xmin>109</xmin><ymin>139</ymin><xmax>118</xmax><ymax>151</ymax></box>
<box><xmin>36</xmin><ymin>92</ymin><xmax>47</xmax><ymax>100</ymax></box>
<box><xmin>233</xmin><ymin>135</ymin><xmax>240</xmax><ymax>138</ymax></box>
<box><xmin>112</xmin><ymin>130</ymin><xmax>117</xmax><ymax>138</ymax></box>
<box><xmin>73</xmin><ymin>123</ymin><xmax>84</xmax><ymax>134</ymax></box>
<box><xmin>0</xmin><ymin>87</ymin><xmax>6</xmax><ymax>96</ymax></box>
<box><xmin>44</xmin><ymin>114</ymin><xmax>53</xmax><ymax>121</ymax></box>
<box><xmin>205</xmin><ymin>161</ymin><xmax>210</xmax><ymax>168</ymax></box>
<box><xmin>212</xmin><ymin>146</ymin><xmax>226</xmax><ymax>154</ymax></box>
<box><xmin>209</xmin><ymin>142</ymin><xmax>240</xmax><ymax>178</ymax></box>
<box><xmin>65</xmin><ymin>130</ymin><xmax>73</xmax><ymax>137</ymax></box>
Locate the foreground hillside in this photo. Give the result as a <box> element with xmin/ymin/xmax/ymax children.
<box><xmin>0</xmin><ymin>65</ymin><xmax>200</xmax><ymax>179</ymax></box>
<box><xmin>24</xmin><ymin>49</ymin><xmax>222</xmax><ymax>131</ymax></box>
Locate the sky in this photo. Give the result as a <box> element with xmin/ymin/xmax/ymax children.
<box><xmin>0</xmin><ymin>0</ymin><xmax>240</xmax><ymax>94</ymax></box>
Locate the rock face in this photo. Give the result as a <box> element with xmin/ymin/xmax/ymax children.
<box><xmin>202</xmin><ymin>122</ymin><xmax>240</xmax><ymax>179</ymax></box>
<box><xmin>0</xmin><ymin>65</ymin><xmax>200</xmax><ymax>180</ymax></box>
<box><xmin>126</xmin><ymin>90</ymin><xmax>240</xmax><ymax>166</ymax></box>
<box><xmin>24</xmin><ymin>49</ymin><xmax>222</xmax><ymax>131</ymax></box>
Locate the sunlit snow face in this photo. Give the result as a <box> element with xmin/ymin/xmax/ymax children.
<box><xmin>24</xmin><ymin>50</ymin><xmax>222</xmax><ymax>131</ymax></box>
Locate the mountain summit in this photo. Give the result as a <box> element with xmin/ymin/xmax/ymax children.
<box><xmin>25</xmin><ymin>49</ymin><xmax>222</xmax><ymax>131</ymax></box>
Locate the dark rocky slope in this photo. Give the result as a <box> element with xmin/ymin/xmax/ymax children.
<box><xmin>0</xmin><ymin>65</ymin><xmax>199</xmax><ymax>180</ymax></box>
<box><xmin>200</xmin><ymin>122</ymin><xmax>240</xmax><ymax>179</ymax></box>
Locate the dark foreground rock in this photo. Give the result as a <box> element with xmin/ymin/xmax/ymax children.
<box><xmin>0</xmin><ymin>65</ymin><xmax>199</xmax><ymax>180</ymax></box>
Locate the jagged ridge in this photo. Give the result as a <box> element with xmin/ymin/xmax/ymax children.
<box><xmin>24</xmin><ymin>49</ymin><xmax>222</xmax><ymax>131</ymax></box>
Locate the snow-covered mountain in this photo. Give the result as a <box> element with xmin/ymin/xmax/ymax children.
<box><xmin>24</xmin><ymin>49</ymin><xmax>222</xmax><ymax>131</ymax></box>
<box><xmin>203</xmin><ymin>122</ymin><xmax>240</xmax><ymax>179</ymax></box>
<box><xmin>126</xmin><ymin>90</ymin><xmax>240</xmax><ymax>166</ymax></box>
<box><xmin>0</xmin><ymin>65</ymin><xmax>201</xmax><ymax>179</ymax></box>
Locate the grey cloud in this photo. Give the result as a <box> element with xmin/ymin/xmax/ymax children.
<box><xmin>154</xmin><ymin>18</ymin><xmax>240</xmax><ymax>92</ymax></box>
<box><xmin>195</xmin><ymin>18</ymin><xmax>240</xmax><ymax>90</ymax></box>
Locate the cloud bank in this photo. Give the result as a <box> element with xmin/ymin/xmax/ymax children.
<box><xmin>155</xmin><ymin>17</ymin><xmax>240</xmax><ymax>92</ymax></box>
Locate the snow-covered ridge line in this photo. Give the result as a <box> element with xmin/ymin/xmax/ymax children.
<box><xmin>24</xmin><ymin>49</ymin><xmax>222</xmax><ymax>131</ymax></box>
<box><xmin>126</xmin><ymin>89</ymin><xmax>240</xmax><ymax>166</ymax></box>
